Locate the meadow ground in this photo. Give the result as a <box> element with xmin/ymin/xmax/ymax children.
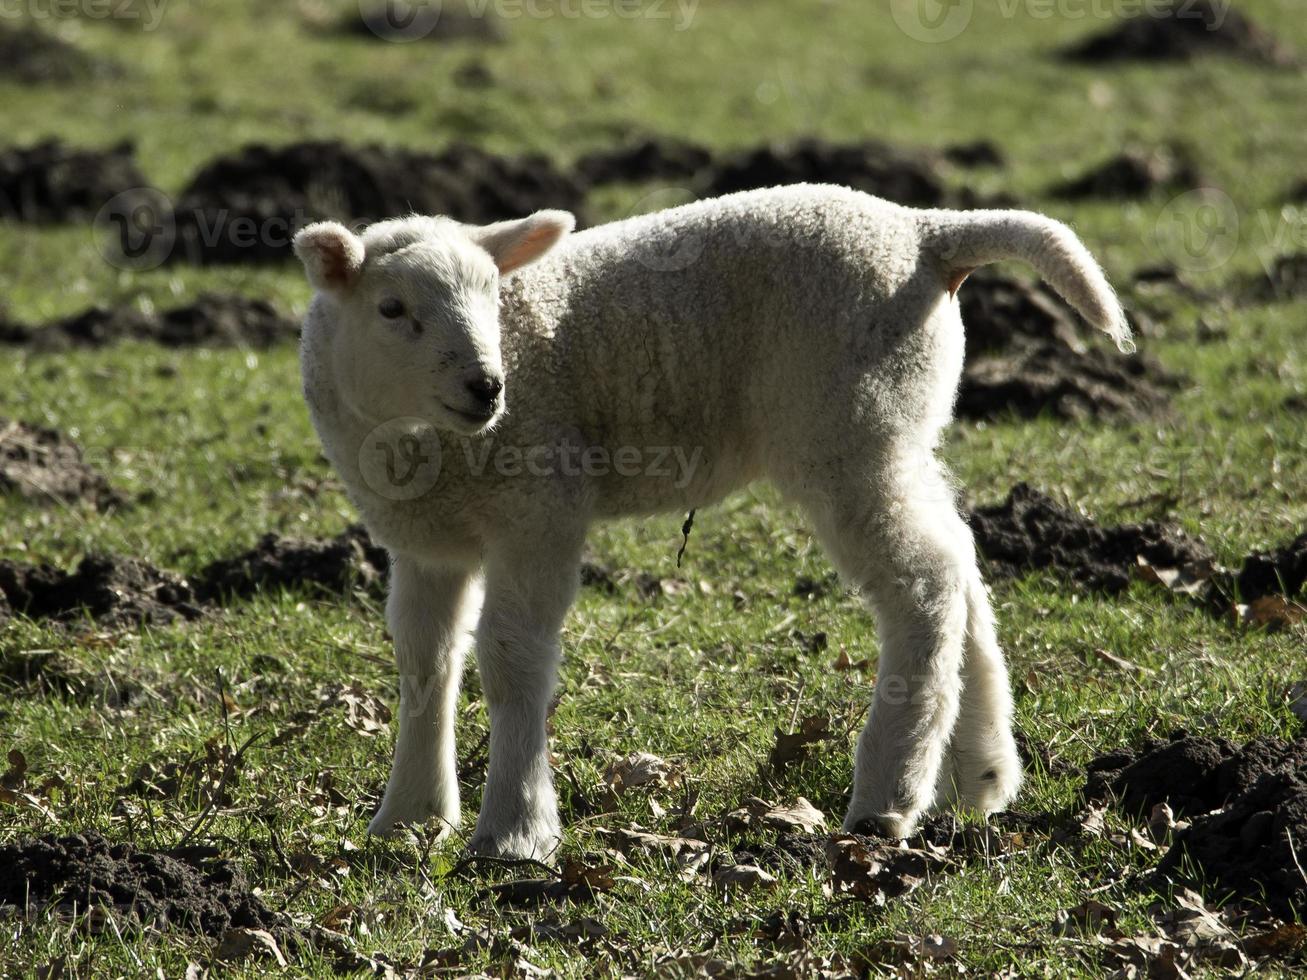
<box><xmin>1</xmin><ymin>0</ymin><xmax>1305</xmax><ymax>976</ymax></box>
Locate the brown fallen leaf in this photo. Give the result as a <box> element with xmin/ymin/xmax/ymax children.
<box><xmin>215</xmin><ymin>928</ymin><xmax>287</xmax><ymax>967</ymax></box>
<box><xmin>603</xmin><ymin>752</ymin><xmax>678</xmax><ymax>794</ymax></box>
<box><xmin>1055</xmin><ymin>898</ymin><xmax>1118</xmax><ymax>935</ymax></box>
<box><xmin>1087</xmin><ymin>646</ymin><xmax>1154</xmax><ymax>676</ymax></box>
<box><xmin>1135</xmin><ymin>555</ymin><xmax>1217</xmax><ymax>597</ymax></box>
<box><xmin>832</xmin><ymin>649</ymin><xmax>871</xmax><ymax>674</ymax></box>
<box><xmin>1236</xmin><ymin>595</ymin><xmax>1306</xmax><ymax>630</ymax></box>
<box><xmin>1242</xmin><ymin>922</ymin><xmax>1306</xmax><ymax>958</ymax></box>
<box><xmin>824</xmin><ymin>834</ymin><xmax>945</xmax><ymax>905</ymax></box>
<box><xmin>1285</xmin><ymin>680</ymin><xmax>1307</xmax><ymax>724</ymax></box>
<box><xmin>712</xmin><ymin>862</ymin><xmax>777</xmax><ymax>894</ymax></box>
<box><xmin>725</xmin><ymin>796</ymin><xmax>827</xmax><ymax>834</ymax></box>
<box><xmin>609</xmin><ymin>828</ymin><xmax>710</xmax><ymax>876</ymax></box>
<box><xmin>768</xmin><ymin>714</ymin><xmax>834</xmax><ymax>772</ymax></box>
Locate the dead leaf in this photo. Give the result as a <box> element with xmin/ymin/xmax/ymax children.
<box><xmin>215</xmin><ymin>928</ymin><xmax>287</xmax><ymax>967</ymax></box>
<box><xmin>1242</xmin><ymin>922</ymin><xmax>1306</xmax><ymax>958</ymax></box>
<box><xmin>1055</xmin><ymin>899</ymin><xmax>1118</xmax><ymax>935</ymax></box>
<box><xmin>603</xmin><ymin>752</ymin><xmax>678</xmax><ymax>794</ymax></box>
<box><xmin>712</xmin><ymin>862</ymin><xmax>777</xmax><ymax>893</ymax></box>
<box><xmin>1286</xmin><ymin>680</ymin><xmax>1307</xmax><ymax>724</ymax></box>
<box><xmin>609</xmin><ymin>828</ymin><xmax>710</xmax><ymax>876</ymax></box>
<box><xmin>1135</xmin><ymin>555</ymin><xmax>1216</xmax><ymax>597</ymax></box>
<box><xmin>832</xmin><ymin>649</ymin><xmax>871</xmax><ymax>674</ymax></box>
<box><xmin>1088</xmin><ymin>647</ymin><xmax>1154</xmax><ymax>676</ymax></box>
<box><xmin>1236</xmin><ymin>595</ymin><xmax>1306</xmax><ymax>630</ymax></box>
<box><xmin>768</xmin><ymin>714</ymin><xmax>833</xmax><ymax>772</ymax></box>
<box><xmin>2</xmin><ymin>748</ymin><xmax>27</xmax><ymax>791</ymax></box>
<box><xmin>725</xmin><ymin>796</ymin><xmax>826</xmax><ymax>834</ymax></box>
<box><xmin>824</xmin><ymin>835</ymin><xmax>945</xmax><ymax>905</ymax></box>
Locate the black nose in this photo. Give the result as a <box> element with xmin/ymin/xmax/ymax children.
<box><xmin>466</xmin><ymin>374</ymin><xmax>503</xmax><ymax>405</ymax></box>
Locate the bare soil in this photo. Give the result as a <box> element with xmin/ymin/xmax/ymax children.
<box><xmin>1086</xmin><ymin>733</ymin><xmax>1307</xmax><ymax>917</ymax></box>
<box><xmin>0</xmin><ymin>294</ymin><xmax>298</xmax><ymax>350</ymax></box>
<box><xmin>0</xmin><ymin>140</ymin><xmax>150</xmax><ymax>223</ymax></box>
<box><xmin>1061</xmin><ymin>0</ymin><xmax>1297</xmax><ymax>67</ymax></box>
<box><xmin>0</xmin><ymin>420</ymin><xmax>119</xmax><ymax>508</ymax></box>
<box><xmin>0</xmin><ymin>832</ymin><xmax>279</xmax><ymax>937</ymax></box>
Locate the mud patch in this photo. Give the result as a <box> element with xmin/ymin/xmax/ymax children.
<box><xmin>0</xmin><ymin>556</ymin><xmax>202</xmax><ymax>627</ymax></box>
<box><xmin>194</xmin><ymin>526</ymin><xmax>389</xmax><ymax>602</ymax></box>
<box><xmin>0</xmin><ymin>419</ymin><xmax>118</xmax><ymax>508</ymax></box>
<box><xmin>0</xmin><ymin>294</ymin><xmax>298</xmax><ymax>350</ymax></box>
<box><xmin>0</xmin><ymin>140</ymin><xmax>151</xmax><ymax>223</ymax></box>
<box><xmin>701</xmin><ymin>138</ymin><xmax>958</xmax><ymax>208</ymax></box>
<box><xmin>957</xmin><ymin>272</ymin><xmax>1178</xmax><ymax>421</ymax></box>
<box><xmin>172</xmin><ymin>141</ymin><xmax>587</xmax><ymax>264</ymax></box>
<box><xmin>344</xmin><ymin>1</ymin><xmax>505</xmax><ymax>43</ymax></box>
<box><xmin>0</xmin><ymin>24</ymin><xmax>120</xmax><ymax>84</ymax></box>
<box><xmin>1061</xmin><ymin>0</ymin><xmax>1297</xmax><ymax>67</ymax></box>
<box><xmin>1085</xmin><ymin>734</ymin><xmax>1307</xmax><ymax>917</ymax></box>
<box><xmin>0</xmin><ymin>832</ymin><xmax>278</xmax><ymax>936</ymax></box>
<box><xmin>1049</xmin><ymin>147</ymin><xmax>1203</xmax><ymax>200</ymax></box>
<box><xmin>575</xmin><ymin>137</ymin><xmax>715</xmax><ymax>187</ymax></box>
<box><xmin>969</xmin><ymin>483</ymin><xmax>1213</xmax><ymax>594</ymax></box>
<box><xmin>1246</xmin><ymin>253</ymin><xmax>1307</xmax><ymax>303</ymax></box>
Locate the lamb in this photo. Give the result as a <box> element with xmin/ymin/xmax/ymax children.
<box><xmin>292</xmin><ymin>183</ymin><xmax>1130</xmax><ymax>860</ymax></box>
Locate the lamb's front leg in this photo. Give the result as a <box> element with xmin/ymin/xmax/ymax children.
<box><xmin>369</xmin><ymin>557</ymin><xmax>480</xmax><ymax>838</ymax></box>
<box><xmin>468</xmin><ymin>536</ymin><xmax>582</xmax><ymax>861</ymax></box>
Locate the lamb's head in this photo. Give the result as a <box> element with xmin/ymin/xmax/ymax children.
<box><xmin>293</xmin><ymin>210</ymin><xmax>574</xmax><ymax>435</ymax></box>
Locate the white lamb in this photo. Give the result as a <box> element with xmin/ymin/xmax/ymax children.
<box><xmin>293</xmin><ymin>183</ymin><xmax>1130</xmax><ymax>860</ymax></box>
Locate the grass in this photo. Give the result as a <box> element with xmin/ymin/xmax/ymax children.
<box><xmin>1</xmin><ymin>0</ymin><xmax>1305</xmax><ymax>975</ymax></box>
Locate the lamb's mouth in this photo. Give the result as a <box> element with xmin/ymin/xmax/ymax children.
<box><xmin>441</xmin><ymin>401</ymin><xmax>499</xmax><ymax>427</ymax></box>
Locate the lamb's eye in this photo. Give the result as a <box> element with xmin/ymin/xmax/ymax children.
<box><xmin>378</xmin><ymin>298</ymin><xmax>405</xmax><ymax>320</ymax></box>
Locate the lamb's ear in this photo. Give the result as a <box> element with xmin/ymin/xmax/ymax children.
<box><xmin>293</xmin><ymin>222</ymin><xmax>365</xmax><ymax>292</ymax></box>
<box><xmin>472</xmin><ymin>210</ymin><xmax>575</xmax><ymax>275</ymax></box>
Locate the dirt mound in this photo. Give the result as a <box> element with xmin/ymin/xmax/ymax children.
<box><xmin>942</xmin><ymin>140</ymin><xmax>1005</xmax><ymax>169</ymax></box>
<box><xmin>1247</xmin><ymin>253</ymin><xmax>1307</xmax><ymax>303</ymax></box>
<box><xmin>969</xmin><ymin>483</ymin><xmax>1213</xmax><ymax>593</ymax></box>
<box><xmin>344</xmin><ymin>1</ymin><xmax>504</xmax><ymax>43</ymax></box>
<box><xmin>0</xmin><ymin>294</ymin><xmax>298</xmax><ymax>350</ymax></box>
<box><xmin>172</xmin><ymin>141</ymin><xmax>587</xmax><ymax>264</ymax></box>
<box><xmin>957</xmin><ymin>272</ymin><xmax>1177</xmax><ymax>421</ymax></box>
<box><xmin>1085</xmin><ymin>734</ymin><xmax>1307</xmax><ymax>917</ymax></box>
<box><xmin>1218</xmin><ymin>530</ymin><xmax>1307</xmax><ymax>607</ymax></box>
<box><xmin>0</xmin><ymin>556</ymin><xmax>202</xmax><ymax>627</ymax></box>
<box><xmin>575</xmin><ymin>138</ymin><xmax>714</xmax><ymax>186</ymax></box>
<box><xmin>701</xmin><ymin>138</ymin><xmax>953</xmax><ymax>207</ymax></box>
<box><xmin>0</xmin><ymin>140</ymin><xmax>151</xmax><ymax>223</ymax></box>
<box><xmin>1050</xmin><ymin>147</ymin><xmax>1203</xmax><ymax>200</ymax></box>
<box><xmin>0</xmin><ymin>420</ymin><xmax>118</xmax><ymax>508</ymax></box>
<box><xmin>1062</xmin><ymin>0</ymin><xmax>1297</xmax><ymax>67</ymax></box>
<box><xmin>194</xmin><ymin>526</ymin><xmax>389</xmax><ymax>601</ymax></box>
<box><xmin>958</xmin><ymin>341</ymin><xmax>1176</xmax><ymax>421</ymax></box>
<box><xmin>0</xmin><ymin>24</ymin><xmax>120</xmax><ymax>84</ymax></box>
<box><xmin>0</xmin><ymin>832</ymin><xmax>278</xmax><ymax>936</ymax></box>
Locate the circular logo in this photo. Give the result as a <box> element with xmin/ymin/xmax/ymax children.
<box><xmin>1153</xmin><ymin>188</ymin><xmax>1240</xmax><ymax>274</ymax></box>
<box><xmin>93</xmin><ymin>187</ymin><xmax>176</xmax><ymax>271</ymax></box>
<box><xmin>358</xmin><ymin>418</ymin><xmax>443</xmax><ymax>500</ymax></box>
<box><xmin>359</xmin><ymin>0</ymin><xmax>442</xmax><ymax>42</ymax></box>
<box><xmin>626</xmin><ymin>187</ymin><xmax>705</xmax><ymax>272</ymax></box>
<box><xmin>890</xmin><ymin>0</ymin><xmax>974</xmax><ymax>44</ymax></box>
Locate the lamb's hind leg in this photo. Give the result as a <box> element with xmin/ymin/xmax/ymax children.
<box><xmin>370</xmin><ymin>557</ymin><xmax>480</xmax><ymax>838</ymax></box>
<box><xmin>800</xmin><ymin>465</ymin><xmax>972</xmax><ymax>838</ymax></box>
<box><xmin>935</xmin><ymin>552</ymin><xmax>1022</xmax><ymax>816</ymax></box>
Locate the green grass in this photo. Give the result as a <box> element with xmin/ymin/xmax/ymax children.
<box><xmin>2</xmin><ymin>0</ymin><xmax>1306</xmax><ymax>976</ymax></box>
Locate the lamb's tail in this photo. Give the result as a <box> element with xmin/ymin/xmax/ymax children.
<box><xmin>918</xmin><ymin>209</ymin><xmax>1133</xmax><ymax>353</ymax></box>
